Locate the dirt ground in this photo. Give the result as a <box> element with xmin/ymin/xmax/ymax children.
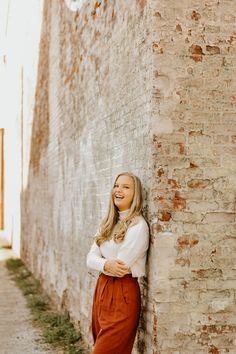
<box><xmin>0</xmin><ymin>246</ymin><xmax>57</xmax><ymax>354</ymax></box>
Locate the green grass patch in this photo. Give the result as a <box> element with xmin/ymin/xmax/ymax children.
<box><xmin>6</xmin><ymin>257</ymin><xmax>24</xmax><ymax>270</ymax></box>
<box><xmin>5</xmin><ymin>258</ymin><xmax>85</xmax><ymax>354</ymax></box>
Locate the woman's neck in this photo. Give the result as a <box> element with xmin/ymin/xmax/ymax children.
<box><xmin>118</xmin><ymin>209</ymin><xmax>130</xmax><ymax>220</ymax></box>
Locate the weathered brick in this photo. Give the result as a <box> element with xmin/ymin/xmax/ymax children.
<box><xmin>187</xmin><ymin>179</ymin><xmax>211</xmax><ymax>189</ymax></box>
<box><xmin>202</xmin><ymin>212</ymin><xmax>235</xmax><ymax>224</ymax></box>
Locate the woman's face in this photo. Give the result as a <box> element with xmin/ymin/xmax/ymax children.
<box><xmin>113</xmin><ymin>175</ymin><xmax>135</xmax><ymax>211</ymax></box>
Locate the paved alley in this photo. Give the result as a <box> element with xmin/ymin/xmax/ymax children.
<box><xmin>0</xmin><ymin>247</ymin><xmax>56</xmax><ymax>354</ymax></box>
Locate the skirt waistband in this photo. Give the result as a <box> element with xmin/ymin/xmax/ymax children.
<box><xmin>99</xmin><ymin>273</ymin><xmax>137</xmax><ymax>280</ymax></box>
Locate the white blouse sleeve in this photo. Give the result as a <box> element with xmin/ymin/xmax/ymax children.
<box><xmin>117</xmin><ymin>219</ymin><xmax>149</xmax><ymax>268</ymax></box>
<box><xmin>86</xmin><ymin>241</ymin><xmax>107</xmax><ymax>272</ymax></box>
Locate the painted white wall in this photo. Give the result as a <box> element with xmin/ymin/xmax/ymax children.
<box><xmin>0</xmin><ymin>0</ymin><xmax>44</xmax><ymax>254</ymax></box>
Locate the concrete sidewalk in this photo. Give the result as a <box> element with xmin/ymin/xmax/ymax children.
<box><xmin>0</xmin><ymin>247</ymin><xmax>57</xmax><ymax>354</ymax></box>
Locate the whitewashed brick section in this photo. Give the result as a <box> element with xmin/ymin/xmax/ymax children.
<box><xmin>21</xmin><ymin>1</ymin><xmax>152</xmax><ymax>353</ymax></box>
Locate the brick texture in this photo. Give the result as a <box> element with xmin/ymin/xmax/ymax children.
<box><xmin>149</xmin><ymin>1</ymin><xmax>236</xmax><ymax>353</ymax></box>
<box><xmin>21</xmin><ymin>0</ymin><xmax>152</xmax><ymax>352</ymax></box>
<box><xmin>21</xmin><ymin>0</ymin><xmax>236</xmax><ymax>353</ymax></box>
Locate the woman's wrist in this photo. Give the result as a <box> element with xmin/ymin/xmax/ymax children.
<box><xmin>103</xmin><ymin>260</ymin><xmax>110</xmax><ymax>272</ymax></box>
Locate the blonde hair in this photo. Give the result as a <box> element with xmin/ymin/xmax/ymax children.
<box><xmin>95</xmin><ymin>172</ymin><xmax>144</xmax><ymax>246</ymax></box>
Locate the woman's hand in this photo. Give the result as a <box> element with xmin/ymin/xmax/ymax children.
<box><xmin>104</xmin><ymin>259</ymin><xmax>129</xmax><ymax>277</ymax></box>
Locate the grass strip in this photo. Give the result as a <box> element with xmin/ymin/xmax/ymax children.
<box><xmin>5</xmin><ymin>258</ymin><xmax>85</xmax><ymax>354</ymax></box>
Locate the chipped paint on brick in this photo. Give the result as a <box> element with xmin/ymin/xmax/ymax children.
<box><xmin>191</xmin><ymin>10</ymin><xmax>201</xmax><ymax>21</ymax></box>
<box><xmin>189</xmin><ymin>44</ymin><xmax>204</xmax><ymax>62</ymax></box>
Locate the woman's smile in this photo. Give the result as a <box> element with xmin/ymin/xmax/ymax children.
<box><xmin>114</xmin><ymin>194</ymin><xmax>124</xmax><ymax>199</ymax></box>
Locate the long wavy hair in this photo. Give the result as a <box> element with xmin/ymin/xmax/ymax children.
<box><xmin>95</xmin><ymin>172</ymin><xmax>144</xmax><ymax>246</ymax></box>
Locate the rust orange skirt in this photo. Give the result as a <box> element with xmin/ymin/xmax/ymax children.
<box><xmin>91</xmin><ymin>273</ymin><xmax>141</xmax><ymax>354</ymax></box>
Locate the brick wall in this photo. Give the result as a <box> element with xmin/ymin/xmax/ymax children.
<box><xmin>21</xmin><ymin>0</ymin><xmax>236</xmax><ymax>353</ymax></box>
<box><xmin>149</xmin><ymin>1</ymin><xmax>236</xmax><ymax>353</ymax></box>
<box><xmin>21</xmin><ymin>0</ymin><xmax>152</xmax><ymax>352</ymax></box>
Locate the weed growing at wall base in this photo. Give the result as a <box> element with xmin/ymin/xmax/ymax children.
<box><xmin>5</xmin><ymin>258</ymin><xmax>85</xmax><ymax>354</ymax></box>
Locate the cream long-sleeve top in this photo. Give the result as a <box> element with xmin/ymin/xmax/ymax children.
<box><xmin>86</xmin><ymin>210</ymin><xmax>149</xmax><ymax>278</ymax></box>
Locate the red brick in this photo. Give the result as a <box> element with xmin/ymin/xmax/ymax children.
<box><xmin>188</xmin><ymin>179</ymin><xmax>211</xmax><ymax>189</ymax></box>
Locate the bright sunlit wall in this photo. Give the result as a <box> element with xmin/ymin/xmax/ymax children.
<box><xmin>0</xmin><ymin>0</ymin><xmax>44</xmax><ymax>255</ymax></box>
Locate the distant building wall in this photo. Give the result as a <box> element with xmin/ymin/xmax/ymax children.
<box><xmin>21</xmin><ymin>1</ymin><xmax>236</xmax><ymax>353</ymax></box>
<box><xmin>0</xmin><ymin>0</ymin><xmax>43</xmax><ymax>254</ymax></box>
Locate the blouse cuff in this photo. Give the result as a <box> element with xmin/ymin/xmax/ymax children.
<box><xmin>97</xmin><ymin>258</ymin><xmax>107</xmax><ymax>272</ymax></box>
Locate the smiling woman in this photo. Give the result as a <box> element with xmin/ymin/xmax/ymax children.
<box><xmin>86</xmin><ymin>172</ymin><xmax>150</xmax><ymax>354</ymax></box>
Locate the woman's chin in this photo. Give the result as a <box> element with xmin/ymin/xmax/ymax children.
<box><xmin>114</xmin><ymin>202</ymin><xmax>125</xmax><ymax>210</ymax></box>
